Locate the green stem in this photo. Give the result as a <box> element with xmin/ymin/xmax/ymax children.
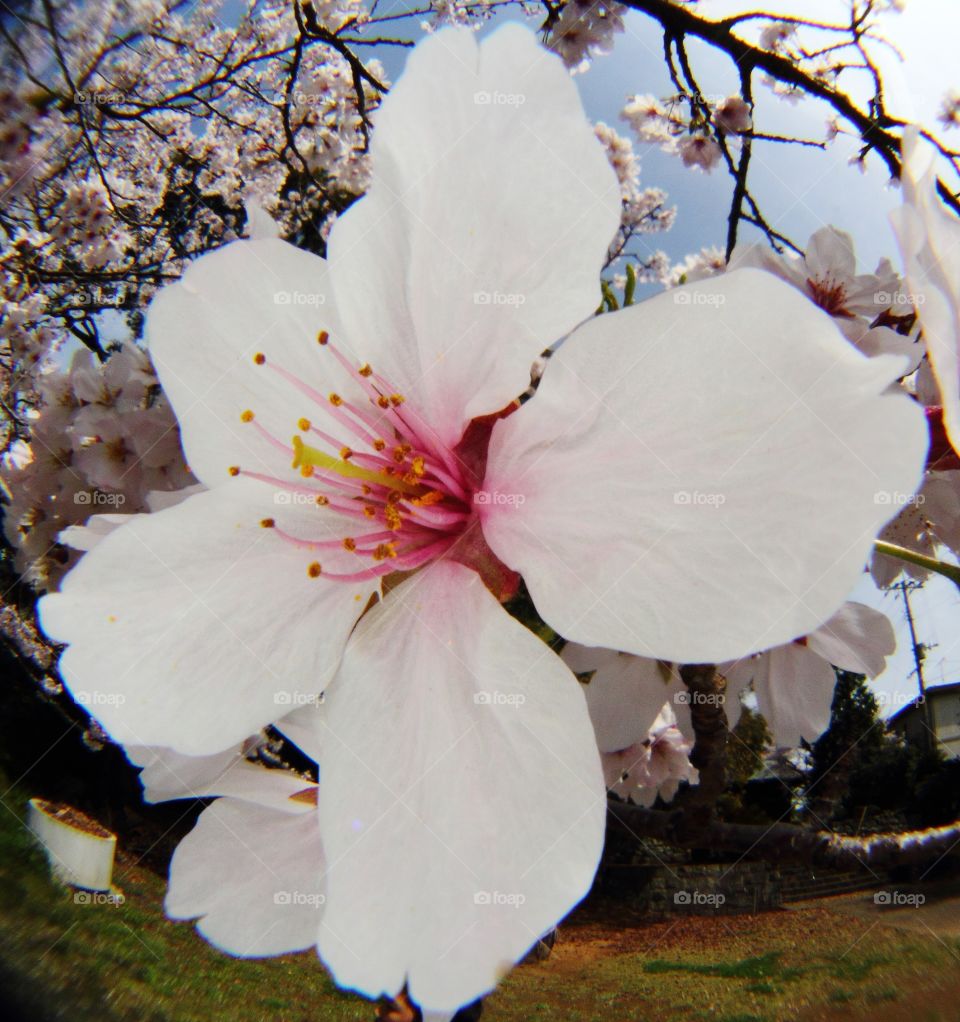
<box><xmin>874</xmin><ymin>540</ymin><xmax>960</xmax><ymax>588</ymax></box>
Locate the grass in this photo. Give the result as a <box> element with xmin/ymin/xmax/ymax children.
<box><xmin>2</xmin><ymin>773</ymin><xmax>960</xmax><ymax>1022</ymax></box>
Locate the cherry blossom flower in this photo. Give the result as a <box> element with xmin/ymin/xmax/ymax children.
<box><xmin>891</xmin><ymin>129</ymin><xmax>960</xmax><ymax>455</ymax></box>
<box><xmin>40</xmin><ymin>23</ymin><xmax>927</xmax><ymax>1015</ymax></box>
<box><xmin>714</xmin><ymin>95</ymin><xmax>752</xmax><ymax>135</ymax></box>
<box><xmin>678</xmin><ymin>134</ymin><xmax>723</xmax><ymax>172</ymax></box>
<box><xmin>561</xmin><ymin>643</ymin><xmax>696</xmax><ymax>804</ymax></box>
<box><xmin>547</xmin><ymin>0</ymin><xmax>626</xmax><ymax>71</ymax></box>
<box><xmin>719</xmin><ymin>602</ymin><xmax>896</xmax><ymax>747</ymax></box>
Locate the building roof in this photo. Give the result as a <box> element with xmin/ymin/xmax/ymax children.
<box><xmin>888</xmin><ymin>680</ymin><xmax>960</xmax><ymax>726</ymax></box>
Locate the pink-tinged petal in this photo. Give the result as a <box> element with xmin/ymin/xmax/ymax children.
<box><xmin>560</xmin><ymin>642</ymin><xmax>682</xmax><ymax>753</ymax></box>
<box><xmin>166</xmin><ymin>795</ymin><xmax>324</xmax><ymax>956</ymax></box>
<box><xmin>721</xmin><ymin>645</ymin><xmax>837</xmax><ymax>747</ymax></box>
<box><xmin>38</xmin><ymin>482</ymin><xmax>375</xmax><ymax>755</ymax></box>
<box><xmin>481</xmin><ymin>269</ymin><xmax>927</xmax><ymax>663</ymax></box>
<box><xmin>892</xmin><ymin>129</ymin><xmax>960</xmax><ymax>453</ymax></box>
<box><xmin>327</xmin><ymin>24</ymin><xmax>620</xmax><ymax>451</ymax></box>
<box><xmin>315</xmin><ymin>560</ymin><xmax>605</xmax><ymax>1012</ymax></box>
<box><xmin>805</xmin><ymin>601</ymin><xmax>895</xmax><ymax>679</ymax></box>
<box><xmin>146</xmin><ymin>238</ymin><xmax>359</xmax><ymax>489</ymax></box>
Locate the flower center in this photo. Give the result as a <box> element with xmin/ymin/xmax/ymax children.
<box><xmin>230</xmin><ymin>329</ymin><xmax>476</xmax><ymax>586</ymax></box>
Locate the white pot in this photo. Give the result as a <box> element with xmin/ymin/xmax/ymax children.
<box><xmin>28</xmin><ymin>798</ymin><xmax>117</xmax><ymax>891</ymax></box>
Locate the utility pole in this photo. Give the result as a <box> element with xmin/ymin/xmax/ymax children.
<box><xmin>893</xmin><ymin>580</ymin><xmax>935</xmax><ymax>753</ymax></box>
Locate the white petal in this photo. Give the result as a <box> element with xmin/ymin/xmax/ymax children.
<box><xmin>166</xmin><ymin>796</ymin><xmax>325</xmax><ymax>956</ymax></box>
<box><xmin>146</xmin><ymin>238</ymin><xmax>358</xmax><ymax>488</ymax></box>
<box><xmin>722</xmin><ymin>645</ymin><xmax>836</xmax><ymax>747</ymax></box>
<box><xmin>327</xmin><ymin>24</ymin><xmax>619</xmax><ymax>450</ymax></box>
<box><xmin>560</xmin><ymin>643</ymin><xmax>682</xmax><ymax>752</ymax></box>
<box><xmin>126</xmin><ymin>743</ymin><xmax>316</xmax><ymax>811</ymax></box>
<box><xmin>39</xmin><ymin>483</ymin><xmax>374</xmax><ymax>755</ymax></box>
<box><xmin>805</xmin><ymin>601</ymin><xmax>895</xmax><ymax>678</ymax></box>
<box><xmin>481</xmin><ymin>269</ymin><xmax>927</xmax><ymax>663</ymax></box>
<box><xmin>892</xmin><ymin>129</ymin><xmax>960</xmax><ymax>452</ymax></box>
<box><xmin>315</xmin><ymin>560</ymin><xmax>605</xmax><ymax>1011</ymax></box>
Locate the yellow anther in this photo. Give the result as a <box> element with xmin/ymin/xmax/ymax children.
<box><xmin>363</xmin><ymin>505</ymin><xmax>376</xmax><ymax>518</ymax></box>
<box><xmin>359</xmin><ymin>363</ymin><xmax>373</xmax><ymax>377</ymax></box>
<box><xmin>298</xmin><ymin>418</ymin><xmax>311</xmax><ymax>431</ymax></box>
<box><xmin>389</xmin><ymin>394</ymin><xmax>405</xmax><ymax>407</ymax></box>
<box><xmin>385</xmin><ymin>505</ymin><xmax>402</xmax><ymax>531</ymax></box>
<box><xmin>307</xmin><ymin>562</ymin><xmax>322</xmax><ymax>578</ymax></box>
<box><xmin>260</xmin><ymin>518</ymin><xmax>275</xmax><ymax>528</ymax></box>
<box><xmin>228</xmin><ymin>466</ymin><xmax>240</xmax><ymax>476</ymax></box>
<box><xmin>329</xmin><ymin>393</ymin><xmax>343</xmax><ymax>407</ymax></box>
<box><xmin>300</xmin><ymin>465</ymin><xmax>313</xmax><ymax>477</ymax></box>
<box><xmin>361</xmin><ymin>484</ymin><xmax>372</xmax><ymax>495</ymax></box>
<box><xmin>372</xmin><ymin>542</ymin><xmax>397</xmax><ymax>561</ymax></box>
<box><xmin>315</xmin><ymin>495</ymin><xmax>329</xmax><ymax>506</ymax></box>
<box><xmin>412</xmin><ymin>490</ymin><xmax>444</xmax><ymax>506</ymax></box>
<box><xmin>392</xmin><ymin>446</ymin><xmax>407</xmax><ymax>464</ymax></box>
<box><xmin>318</xmin><ymin>330</ymin><xmax>330</xmax><ymax>345</ymax></box>
<box><xmin>253</xmin><ymin>352</ymin><xmax>266</xmax><ymax>365</ymax></box>
<box><xmin>340</xmin><ymin>447</ymin><xmax>353</xmax><ymax>460</ymax></box>
<box><xmin>377</xmin><ymin>395</ymin><xmax>390</xmax><ymax>409</ymax></box>
<box><xmin>342</xmin><ymin>537</ymin><xmax>357</xmax><ymax>552</ymax></box>
<box><xmin>241</xmin><ymin>409</ymin><xmax>254</xmax><ymax>423</ymax></box>
<box><xmin>373</xmin><ymin>439</ymin><xmax>386</xmax><ymax>451</ymax></box>
<box><xmin>411</xmin><ymin>456</ymin><xmax>425</xmax><ymax>477</ymax></box>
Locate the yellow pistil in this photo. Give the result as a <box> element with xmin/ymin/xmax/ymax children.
<box><xmin>291</xmin><ymin>435</ymin><xmax>421</xmax><ymax>494</ymax></box>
